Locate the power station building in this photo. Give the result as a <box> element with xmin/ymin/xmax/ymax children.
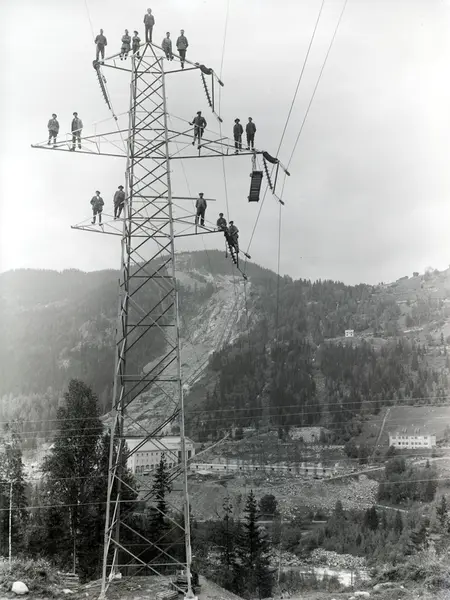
<box><xmin>125</xmin><ymin>436</ymin><xmax>196</xmax><ymax>474</ymax></box>
<box><xmin>388</xmin><ymin>430</ymin><xmax>436</xmax><ymax>449</ymax></box>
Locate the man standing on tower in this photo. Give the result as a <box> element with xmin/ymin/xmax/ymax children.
<box><xmin>233</xmin><ymin>119</ymin><xmax>243</xmax><ymax>154</ymax></box>
<box><xmin>162</xmin><ymin>32</ymin><xmax>173</xmax><ymax>60</ymax></box>
<box><xmin>71</xmin><ymin>112</ymin><xmax>83</xmax><ymax>151</ymax></box>
<box><xmin>190</xmin><ymin>111</ymin><xmax>207</xmax><ymax>147</ymax></box>
<box><xmin>228</xmin><ymin>221</ymin><xmax>239</xmax><ymax>251</ymax></box>
<box><xmin>90</xmin><ymin>191</ymin><xmax>104</xmax><ymax>225</ymax></box>
<box><xmin>195</xmin><ymin>193</ymin><xmax>207</xmax><ymax>227</ymax></box>
<box><xmin>95</xmin><ymin>29</ymin><xmax>107</xmax><ymax>62</ymax></box>
<box><xmin>114</xmin><ymin>185</ymin><xmax>125</xmax><ymax>219</ymax></box>
<box><xmin>47</xmin><ymin>113</ymin><xmax>59</xmax><ymax>146</ymax></box>
<box><xmin>144</xmin><ymin>8</ymin><xmax>155</xmax><ymax>43</ymax></box>
<box><xmin>176</xmin><ymin>30</ymin><xmax>189</xmax><ymax>69</ymax></box>
<box><xmin>246</xmin><ymin>117</ymin><xmax>256</xmax><ymax>150</ymax></box>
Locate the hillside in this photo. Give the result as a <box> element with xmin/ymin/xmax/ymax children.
<box><xmin>1</xmin><ymin>254</ymin><xmax>450</xmax><ymax>447</ymax></box>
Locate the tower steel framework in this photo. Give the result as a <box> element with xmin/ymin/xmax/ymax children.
<box><xmin>32</xmin><ymin>40</ymin><xmax>288</xmax><ymax>600</ymax></box>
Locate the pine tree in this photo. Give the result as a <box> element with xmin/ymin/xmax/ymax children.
<box><xmin>394</xmin><ymin>510</ymin><xmax>403</xmax><ymax>534</ymax></box>
<box><xmin>150</xmin><ymin>454</ymin><xmax>172</xmax><ymax>534</ymax></box>
<box><xmin>436</xmin><ymin>496</ymin><xmax>448</xmax><ymax>529</ymax></box>
<box><xmin>40</xmin><ymin>380</ymin><xmax>105</xmax><ymax>575</ymax></box>
<box><xmin>238</xmin><ymin>490</ymin><xmax>273</xmax><ymax>599</ymax></box>
<box><xmin>0</xmin><ymin>425</ymin><xmax>28</xmax><ymax>556</ymax></box>
<box><xmin>216</xmin><ymin>496</ymin><xmax>238</xmax><ymax>590</ymax></box>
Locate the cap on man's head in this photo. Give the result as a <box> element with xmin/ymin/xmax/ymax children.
<box><xmin>118</xmin><ymin>185</ymin><xmax>124</xmax><ymax>189</ymax></box>
<box><xmin>52</xmin><ymin>113</ymin><xmax>57</xmax><ymax>118</ymax></box>
<box><xmin>234</xmin><ymin>118</ymin><xmax>240</xmax><ymax>123</ymax></box>
<box><xmin>219</xmin><ymin>212</ymin><xmax>223</xmax><ymax>216</ymax></box>
<box><xmin>197</xmin><ymin>111</ymin><xmax>201</xmax><ymax>115</ymax></box>
<box><xmin>73</xmin><ymin>112</ymin><xmax>78</xmax><ymax>116</ymax></box>
<box><xmin>229</xmin><ymin>221</ymin><xmax>234</xmax><ymax>224</ymax></box>
<box><xmin>248</xmin><ymin>117</ymin><xmax>252</xmax><ymax>120</ymax></box>
<box><xmin>96</xmin><ymin>190</ymin><xmax>100</xmax><ymax>194</ymax></box>
<box><xmin>199</xmin><ymin>192</ymin><xmax>204</xmax><ymax>196</ymax></box>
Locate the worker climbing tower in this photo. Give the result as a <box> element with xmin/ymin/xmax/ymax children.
<box><xmin>31</xmin><ymin>35</ymin><xmax>290</xmax><ymax>600</ymax></box>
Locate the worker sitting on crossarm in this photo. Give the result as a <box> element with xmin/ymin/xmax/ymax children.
<box><xmin>217</xmin><ymin>213</ymin><xmax>227</xmax><ymax>231</ymax></box>
<box><xmin>190</xmin><ymin>111</ymin><xmax>206</xmax><ymax>147</ymax></box>
<box><xmin>195</xmin><ymin>193</ymin><xmax>207</xmax><ymax>227</ymax></box>
<box><xmin>91</xmin><ymin>191</ymin><xmax>104</xmax><ymax>225</ymax></box>
<box><xmin>132</xmin><ymin>31</ymin><xmax>141</xmax><ymax>58</ymax></box>
<box><xmin>114</xmin><ymin>185</ymin><xmax>125</xmax><ymax>219</ymax></box>
<box><xmin>228</xmin><ymin>221</ymin><xmax>239</xmax><ymax>251</ymax></box>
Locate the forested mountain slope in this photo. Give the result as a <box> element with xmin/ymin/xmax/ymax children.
<box><xmin>1</xmin><ymin>254</ymin><xmax>449</xmax><ymax>447</ymax></box>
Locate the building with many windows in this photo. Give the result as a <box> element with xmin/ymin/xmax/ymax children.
<box><xmin>125</xmin><ymin>436</ymin><xmax>196</xmax><ymax>475</ymax></box>
<box><xmin>388</xmin><ymin>430</ymin><xmax>436</xmax><ymax>449</ymax></box>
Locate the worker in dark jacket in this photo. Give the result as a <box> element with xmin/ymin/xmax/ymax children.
<box><xmin>114</xmin><ymin>185</ymin><xmax>125</xmax><ymax>219</ymax></box>
<box><xmin>233</xmin><ymin>119</ymin><xmax>243</xmax><ymax>154</ymax></box>
<box><xmin>217</xmin><ymin>213</ymin><xmax>227</xmax><ymax>231</ymax></box>
<box><xmin>190</xmin><ymin>111</ymin><xmax>207</xmax><ymax>146</ymax></box>
<box><xmin>47</xmin><ymin>113</ymin><xmax>59</xmax><ymax>146</ymax></box>
<box><xmin>228</xmin><ymin>221</ymin><xmax>239</xmax><ymax>251</ymax></box>
<box><xmin>91</xmin><ymin>191</ymin><xmax>104</xmax><ymax>225</ymax></box>
<box><xmin>132</xmin><ymin>31</ymin><xmax>141</xmax><ymax>58</ymax></box>
<box><xmin>176</xmin><ymin>30</ymin><xmax>188</xmax><ymax>69</ymax></box>
<box><xmin>162</xmin><ymin>32</ymin><xmax>173</xmax><ymax>60</ymax></box>
<box><xmin>144</xmin><ymin>8</ymin><xmax>155</xmax><ymax>43</ymax></box>
<box><xmin>246</xmin><ymin>117</ymin><xmax>256</xmax><ymax>150</ymax></box>
<box><xmin>71</xmin><ymin>112</ymin><xmax>83</xmax><ymax>151</ymax></box>
<box><xmin>195</xmin><ymin>193</ymin><xmax>207</xmax><ymax>227</ymax></box>
<box><xmin>120</xmin><ymin>30</ymin><xmax>131</xmax><ymax>60</ymax></box>
<box><xmin>95</xmin><ymin>29</ymin><xmax>107</xmax><ymax>61</ymax></box>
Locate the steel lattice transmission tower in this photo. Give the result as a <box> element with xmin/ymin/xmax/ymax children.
<box><xmin>32</xmin><ymin>38</ymin><xmax>288</xmax><ymax>600</ymax></box>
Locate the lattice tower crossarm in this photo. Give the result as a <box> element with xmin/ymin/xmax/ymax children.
<box><xmin>98</xmin><ymin>50</ymin><xmax>195</xmax><ymax>599</ymax></box>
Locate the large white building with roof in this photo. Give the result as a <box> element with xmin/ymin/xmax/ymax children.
<box><xmin>388</xmin><ymin>429</ymin><xmax>436</xmax><ymax>449</ymax></box>
<box><xmin>125</xmin><ymin>436</ymin><xmax>195</xmax><ymax>475</ymax></box>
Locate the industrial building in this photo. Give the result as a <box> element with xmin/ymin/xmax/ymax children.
<box><xmin>125</xmin><ymin>436</ymin><xmax>196</xmax><ymax>474</ymax></box>
<box><xmin>388</xmin><ymin>431</ymin><xmax>436</xmax><ymax>449</ymax></box>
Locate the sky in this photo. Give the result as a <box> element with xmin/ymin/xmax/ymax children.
<box><xmin>1</xmin><ymin>0</ymin><xmax>450</xmax><ymax>285</ymax></box>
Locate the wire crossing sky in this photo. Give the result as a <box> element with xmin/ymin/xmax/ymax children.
<box><xmin>1</xmin><ymin>0</ymin><xmax>450</xmax><ymax>284</ymax></box>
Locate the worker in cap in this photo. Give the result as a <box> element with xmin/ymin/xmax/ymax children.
<box><xmin>233</xmin><ymin>118</ymin><xmax>243</xmax><ymax>154</ymax></box>
<box><xmin>246</xmin><ymin>117</ymin><xmax>256</xmax><ymax>150</ymax></box>
<box><xmin>190</xmin><ymin>111</ymin><xmax>207</xmax><ymax>147</ymax></box>
<box><xmin>114</xmin><ymin>185</ymin><xmax>126</xmax><ymax>219</ymax></box>
<box><xmin>228</xmin><ymin>221</ymin><xmax>239</xmax><ymax>251</ymax></box>
<box><xmin>195</xmin><ymin>192</ymin><xmax>207</xmax><ymax>227</ymax></box>
<box><xmin>71</xmin><ymin>112</ymin><xmax>83</xmax><ymax>151</ymax></box>
<box><xmin>90</xmin><ymin>190</ymin><xmax>104</xmax><ymax>225</ymax></box>
<box><xmin>47</xmin><ymin>113</ymin><xmax>59</xmax><ymax>146</ymax></box>
<box><xmin>216</xmin><ymin>212</ymin><xmax>227</xmax><ymax>231</ymax></box>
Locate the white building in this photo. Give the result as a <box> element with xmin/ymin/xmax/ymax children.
<box><xmin>345</xmin><ymin>330</ymin><xmax>354</xmax><ymax>338</ymax></box>
<box><xmin>388</xmin><ymin>431</ymin><xmax>436</xmax><ymax>449</ymax></box>
<box><xmin>125</xmin><ymin>436</ymin><xmax>196</xmax><ymax>475</ymax></box>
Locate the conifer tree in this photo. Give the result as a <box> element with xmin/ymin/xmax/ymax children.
<box><xmin>436</xmin><ymin>496</ymin><xmax>448</xmax><ymax>529</ymax></box>
<box><xmin>238</xmin><ymin>490</ymin><xmax>273</xmax><ymax>599</ymax></box>
<box><xmin>150</xmin><ymin>453</ymin><xmax>172</xmax><ymax>534</ymax></box>
<box><xmin>0</xmin><ymin>425</ymin><xmax>28</xmax><ymax>556</ymax></box>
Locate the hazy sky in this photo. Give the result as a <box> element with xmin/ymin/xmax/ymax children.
<box><xmin>1</xmin><ymin>0</ymin><xmax>450</xmax><ymax>285</ymax></box>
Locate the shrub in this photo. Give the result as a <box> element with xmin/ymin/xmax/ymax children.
<box><xmin>0</xmin><ymin>558</ymin><xmax>63</xmax><ymax>597</ymax></box>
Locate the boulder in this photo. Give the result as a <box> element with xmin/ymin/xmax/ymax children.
<box><xmin>11</xmin><ymin>582</ymin><xmax>29</xmax><ymax>595</ymax></box>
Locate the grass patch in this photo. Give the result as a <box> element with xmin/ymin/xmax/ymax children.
<box><xmin>0</xmin><ymin>558</ymin><xmax>63</xmax><ymax>597</ymax></box>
